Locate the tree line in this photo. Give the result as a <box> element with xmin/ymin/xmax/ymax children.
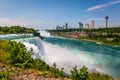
<box><xmin>0</xmin><ymin>26</ymin><xmax>35</xmax><ymax>34</ymax></box>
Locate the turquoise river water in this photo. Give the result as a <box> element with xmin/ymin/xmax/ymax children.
<box><xmin>0</xmin><ymin>33</ymin><xmax>120</xmax><ymax>78</ymax></box>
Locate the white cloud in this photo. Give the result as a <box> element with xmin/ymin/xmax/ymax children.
<box><xmin>86</xmin><ymin>0</ymin><xmax>120</xmax><ymax>11</ymax></box>
<box><xmin>0</xmin><ymin>17</ymin><xmax>27</xmax><ymax>27</ymax></box>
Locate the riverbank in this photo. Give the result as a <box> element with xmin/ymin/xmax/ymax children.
<box><xmin>50</xmin><ymin>32</ymin><xmax>120</xmax><ymax>47</ymax></box>
<box><xmin>79</xmin><ymin>37</ymin><xmax>120</xmax><ymax>47</ymax></box>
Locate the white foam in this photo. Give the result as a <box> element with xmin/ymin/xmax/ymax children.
<box><xmin>39</xmin><ymin>30</ymin><xmax>50</xmax><ymax>37</ymax></box>
<box><xmin>14</xmin><ymin>37</ymin><xmax>46</xmax><ymax>60</ymax></box>
<box><xmin>14</xmin><ymin>37</ymin><xmax>104</xmax><ymax>74</ymax></box>
<box><xmin>41</xmin><ymin>41</ymin><xmax>96</xmax><ymax>73</ymax></box>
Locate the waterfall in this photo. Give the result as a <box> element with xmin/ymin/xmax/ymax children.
<box><xmin>13</xmin><ymin>36</ymin><xmax>101</xmax><ymax>74</ymax></box>
<box><xmin>6</xmin><ymin>33</ymin><xmax>120</xmax><ymax>77</ymax></box>
<box><xmin>13</xmin><ymin>36</ymin><xmax>95</xmax><ymax>74</ymax></box>
<box><xmin>14</xmin><ymin>37</ymin><xmax>46</xmax><ymax>60</ymax></box>
<box><xmin>39</xmin><ymin>30</ymin><xmax>50</xmax><ymax>37</ymax></box>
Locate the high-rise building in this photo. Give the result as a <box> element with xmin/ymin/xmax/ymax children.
<box><xmin>90</xmin><ymin>20</ymin><xmax>94</xmax><ymax>29</ymax></box>
<box><xmin>85</xmin><ymin>24</ymin><xmax>89</xmax><ymax>29</ymax></box>
<box><xmin>65</xmin><ymin>23</ymin><xmax>68</xmax><ymax>29</ymax></box>
<box><xmin>79</xmin><ymin>22</ymin><xmax>83</xmax><ymax>29</ymax></box>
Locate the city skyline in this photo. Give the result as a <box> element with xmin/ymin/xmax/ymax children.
<box><xmin>0</xmin><ymin>0</ymin><xmax>120</xmax><ymax>29</ymax></box>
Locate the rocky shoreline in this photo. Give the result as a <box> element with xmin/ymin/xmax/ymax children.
<box><xmin>50</xmin><ymin>32</ymin><xmax>88</xmax><ymax>39</ymax></box>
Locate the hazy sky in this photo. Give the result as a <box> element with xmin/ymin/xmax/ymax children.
<box><xmin>0</xmin><ymin>0</ymin><xmax>120</xmax><ymax>29</ymax></box>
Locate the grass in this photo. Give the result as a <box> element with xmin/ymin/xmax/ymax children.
<box><xmin>0</xmin><ymin>40</ymin><xmax>9</xmax><ymax>63</ymax></box>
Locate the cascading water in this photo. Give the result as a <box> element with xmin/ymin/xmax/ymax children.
<box><xmin>14</xmin><ymin>36</ymin><xmax>96</xmax><ymax>74</ymax></box>
<box><xmin>1</xmin><ymin>32</ymin><xmax>120</xmax><ymax>78</ymax></box>
<box><xmin>43</xmin><ymin>36</ymin><xmax>120</xmax><ymax>77</ymax></box>
<box><xmin>41</xmin><ymin>40</ymin><xmax>96</xmax><ymax>73</ymax></box>
<box><xmin>13</xmin><ymin>37</ymin><xmax>46</xmax><ymax>60</ymax></box>
<box><xmin>39</xmin><ymin>30</ymin><xmax>50</xmax><ymax>37</ymax></box>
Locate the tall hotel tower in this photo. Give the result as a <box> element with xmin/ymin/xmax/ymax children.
<box><xmin>90</xmin><ymin>20</ymin><xmax>95</xmax><ymax>29</ymax></box>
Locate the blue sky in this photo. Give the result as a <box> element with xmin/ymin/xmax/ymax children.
<box><xmin>0</xmin><ymin>0</ymin><xmax>120</xmax><ymax>29</ymax></box>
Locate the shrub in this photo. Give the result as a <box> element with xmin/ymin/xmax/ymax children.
<box><xmin>88</xmin><ymin>73</ymin><xmax>112</xmax><ymax>80</ymax></box>
<box><xmin>49</xmin><ymin>63</ymin><xmax>65</xmax><ymax>77</ymax></box>
<box><xmin>3</xmin><ymin>41</ymin><xmax>66</xmax><ymax>77</ymax></box>
<box><xmin>0</xmin><ymin>72</ymin><xmax>10</xmax><ymax>80</ymax></box>
<box><xmin>71</xmin><ymin>66</ymin><xmax>112</xmax><ymax>80</ymax></box>
<box><xmin>5</xmin><ymin>41</ymin><xmax>34</xmax><ymax>68</ymax></box>
<box><xmin>71</xmin><ymin>66</ymin><xmax>88</xmax><ymax>80</ymax></box>
<box><xmin>33</xmin><ymin>59</ymin><xmax>49</xmax><ymax>71</ymax></box>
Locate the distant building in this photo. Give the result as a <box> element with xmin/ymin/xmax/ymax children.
<box><xmin>56</xmin><ymin>26</ymin><xmax>59</xmax><ymax>30</ymax></box>
<box><xmin>56</xmin><ymin>26</ymin><xmax>63</xmax><ymax>30</ymax></box>
<box><xmin>65</xmin><ymin>23</ymin><xmax>68</xmax><ymax>29</ymax></box>
<box><xmin>79</xmin><ymin>22</ymin><xmax>83</xmax><ymax>29</ymax></box>
<box><xmin>85</xmin><ymin>24</ymin><xmax>89</xmax><ymax>29</ymax></box>
<box><xmin>90</xmin><ymin>20</ymin><xmax>95</xmax><ymax>29</ymax></box>
<box><xmin>63</xmin><ymin>25</ymin><xmax>65</xmax><ymax>29</ymax></box>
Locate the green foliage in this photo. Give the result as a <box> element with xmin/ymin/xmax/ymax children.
<box><xmin>0</xmin><ymin>40</ymin><xmax>9</xmax><ymax>62</ymax></box>
<box><xmin>92</xmin><ymin>27</ymin><xmax>120</xmax><ymax>33</ymax></box>
<box><xmin>1</xmin><ymin>40</ymin><xmax>66</xmax><ymax>78</ymax></box>
<box><xmin>71</xmin><ymin>66</ymin><xmax>112</xmax><ymax>80</ymax></box>
<box><xmin>49</xmin><ymin>63</ymin><xmax>65</xmax><ymax>77</ymax></box>
<box><xmin>0</xmin><ymin>72</ymin><xmax>10</xmax><ymax>80</ymax></box>
<box><xmin>71</xmin><ymin>66</ymin><xmax>88</xmax><ymax>80</ymax></box>
<box><xmin>0</xmin><ymin>26</ymin><xmax>35</xmax><ymax>34</ymax></box>
<box><xmin>79</xmin><ymin>66</ymin><xmax>89</xmax><ymax>80</ymax></box>
<box><xmin>33</xmin><ymin>59</ymin><xmax>49</xmax><ymax>71</ymax></box>
<box><xmin>113</xmin><ymin>38</ymin><xmax>120</xmax><ymax>42</ymax></box>
<box><xmin>5</xmin><ymin>41</ymin><xmax>34</xmax><ymax>68</ymax></box>
<box><xmin>88</xmin><ymin>73</ymin><xmax>112</xmax><ymax>80</ymax></box>
<box><xmin>80</xmin><ymin>33</ymin><xmax>120</xmax><ymax>46</ymax></box>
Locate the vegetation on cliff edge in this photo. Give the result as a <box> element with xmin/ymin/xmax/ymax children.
<box><xmin>0</xmin><ymin>40</ymin><xmax>113</xmax><ymax>80</ymax></box>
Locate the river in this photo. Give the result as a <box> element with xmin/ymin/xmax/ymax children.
<box><xmin>0</xmin><ymin>32</ymin><xmax>120</xmax><ymax>78</ymax></box>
